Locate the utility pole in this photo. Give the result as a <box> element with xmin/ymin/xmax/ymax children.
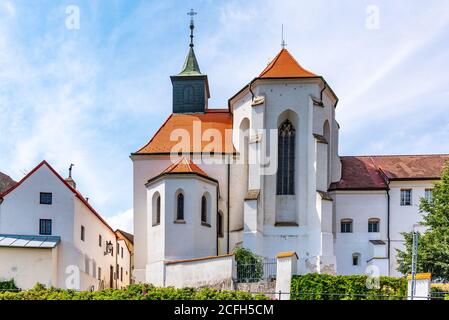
<box><xmin>410</xmin><ymin>227</ymin><xmax>419</xmax><ymax>300</ymax></box>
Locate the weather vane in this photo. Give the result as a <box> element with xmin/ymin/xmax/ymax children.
<box><xmin>187</xmin><ymin>9</ymin><xmax>197</xmax><ymax>47</ymax></box>
<box><xmin>281</xmin><ymin>24</ymin><xmax>287</xmax><ymax>49</ymax></box>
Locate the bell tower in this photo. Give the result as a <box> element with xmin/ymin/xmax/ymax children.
<box><xmin>171</xmin><ymin>9</ymin><xmax>210</xmax><ymax>113</ymax></box>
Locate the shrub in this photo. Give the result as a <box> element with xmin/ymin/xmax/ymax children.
<box><xmin>290</xmin><ymin>273</ymin><xmax>407</xmax><ymax>300</ymax></box>
<box><xmin>234</xmin><ymin>247</ymin><xmax>263</xmax><ymax>283</ymax></box>
<box><xmin>0</xmin><ymin>283</ymin><xmax>269</xmax><ymax>300</ymax></box>
<box><xmin>431</xmin><ymin>283</ymin><xmax>449</xmax><ymax>299</ymax></box>
<box><xmin>0</xmin><ymin>279</ymin><xmax>19</xmax><ymax>291</ymax></box>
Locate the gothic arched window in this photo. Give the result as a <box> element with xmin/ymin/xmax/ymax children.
<box><xmin>176</xmin><ymin>193</ymin><xmax>184</xmax><ymax>221</ymax></box>
<box><xmin>183</xmin><ymin>85</ymin><xmax>194</xmax><ymax>104</ymax></box>
<box><xmin>201</xmin><ymin>195</ymin><xmax>207</xmax><ymax>224</ymax></box>
<box><xmin>277</xmin><ymin>120</ymin><xmax>295</xmax><ymax>195</ymax></box>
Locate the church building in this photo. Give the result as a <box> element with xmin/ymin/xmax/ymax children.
<box><xmin>131</xmin><ymin>18</ymin><xmax>449</xmax><ymax>283</ymax></box>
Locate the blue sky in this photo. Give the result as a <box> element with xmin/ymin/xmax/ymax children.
<box><xmin>1</xmin><ymin>0</ymin><xmax>449</xmax><ymax>232</ymax></box>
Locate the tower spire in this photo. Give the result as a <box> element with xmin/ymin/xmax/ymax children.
<box><xmin>187</xmin><ymin>9</ymin><xmax>197</xmax><ymax>48</ymax></box>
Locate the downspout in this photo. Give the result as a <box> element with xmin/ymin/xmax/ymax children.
<box><xmin>115</xmin><ymin>239</ymin><xmax>118</xmax><ymax>289</ymax></box>
<box><xmin>320</xmin><ymin>81</ymin><xmax>327</xmax><ymax>102</ymax></box>
<box><xmin>376</xmin><ymin>163</ymin><xmax>391</xmax><ymax>276</ymax></box>
<box><xmin>227</xmin><ymin>160</ymin><xmax>231</xmax><ymax>254</ymax></box>
<box><xmin>249</xmin><ymin>78</ymin><xmax>256</xmax><ymax>102</ymax></box>
<box><xmin>386</xmin><ymin>181</ymin><xmax>391</xmax><ymax>276</ymax></box>
<box><xmin>216</xmin><ymin>183</ymin><xmax>219</xmax><ymax>256</ymax></box>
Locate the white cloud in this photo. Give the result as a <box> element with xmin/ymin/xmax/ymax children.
<box><xmin>107</xmin><ymin>208</ymin><xmax>133</xmax><ymax>233</ymax></box>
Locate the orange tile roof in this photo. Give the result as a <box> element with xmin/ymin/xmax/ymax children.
<box><xmin>162</xmin><ymin>157</ymin><xmax>209</xmax><ymax>176</ymax></box>
<box><xmin>259</xmin><ymin>48</ymin><xmax>318</xmax><ymax>78</ymax></box>
<box><xmin>134</xmin><ymin>111</ymin><xmax>235</xmax><ymax>154</ymax></box>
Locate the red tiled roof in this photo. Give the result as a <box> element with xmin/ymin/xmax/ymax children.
<box><xmin>259</xmin><ymin>49</ymin><xmax>318</xmax><ymax>78</ymax></box>
<box><xmin>0</xmin><ymin>161</ymin><xmax>116</xmax><ymax>235</ymax></box>
<box><xmin>134</xmin><ymin>111</ymin><xmax>235</xmax><ymax>154</ymax></box>
<box><xmin>331</xmin><ymin>155</ymin><xmax>449</xmax><ymax>190</ymax></box>
<box><xmin>162</xmin><ymin>157</ymin><xmax>209</xmax><ymax>176</ymax></box>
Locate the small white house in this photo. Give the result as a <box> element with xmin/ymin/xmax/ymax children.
<box><xmin>0</xmin><ymin>161</ymin><xmax>132</xmax><ymax>290</ymax></box>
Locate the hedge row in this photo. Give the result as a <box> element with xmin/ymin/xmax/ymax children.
<box><xmin>0</xmin><ymin>283</ymin><xmax>269</xmax><ymax>300</ymax></box>
<box><xmin>291</xmin><ymin>273</ymin><xmax>407</xmax><ymax>300</ymax></box>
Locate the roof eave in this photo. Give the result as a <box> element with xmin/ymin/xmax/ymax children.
<box><xmin>228</xmin><ymin>76</ymin><xmax>339</xmax><ymax>112</ymax></box>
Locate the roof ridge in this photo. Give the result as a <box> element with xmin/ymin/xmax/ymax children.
<box><xmin>341</xmin><ymin>154</ymin><xmax>449</xmax><ymax>158</ymax></box>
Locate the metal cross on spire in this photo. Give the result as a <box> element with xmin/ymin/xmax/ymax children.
<box><xmin>187</xmin><ymin>9</ymin><xmax>197</xmax><ymax>48</ymax></box>
<box><xmin>281</xmin><ymin>24</ymin><xmax>287</xmax><ymax>49</ymax></box>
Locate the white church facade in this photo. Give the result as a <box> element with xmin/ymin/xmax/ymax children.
<box><xmin>131</xmin><ymin>23</ymin><xmax>449</xmax><ymax>283</ymax></box>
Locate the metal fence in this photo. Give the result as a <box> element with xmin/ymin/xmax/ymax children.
<box><xmin>234</xmin><ymin>258</ymin><xmax>277</xmax><ymax>283</ymax></box>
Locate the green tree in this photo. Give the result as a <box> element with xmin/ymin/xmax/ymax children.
<box><xmin>234</xmin><ymin>247</ymin><xmax>263</xmax><ymax>283</ymax></box>
<box><xmin>397</xmin><ymin>162</ymin><xmax>449</xmax><ymax>281</ymax></box>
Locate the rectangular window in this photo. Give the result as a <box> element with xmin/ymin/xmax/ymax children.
<box><xmin>368</xmin><ymin>219</ymin><xmax>380</xmax><ymax>233</ymax></box>
<box><xmin>116</xmin><ymin>264</ymin><xmax>119</xmax><ymax>279</ymax></box>
<box><xmin>353</xmin><ymin>255</ymin><xmax>359</xmax><ymax>266</ymax></box>
<box><xmin>40</xmin><ymin>192</ymin><xmax>52</xmax><ymax>205</ymax></box>
<box><xmin>120</xmin><ymin>267</ymin><xmax>123</xmax><ymax>282</ymax></box>
<box><xmin>99</xmin><ymin>235</ymin><xmax>102</xmax><ymax>247</ymax></box>
<box><xmin>341</xmin><ymin>220</ymin><xmax>353</xmax><ymax>233</ymax></box>
<box><xmin>400</xmin><ymin>189</ymin><xmax>412</xmax><ymax>206</ymax></box>
<box><xmin>39</xmin><ymin>219</ymin><xmax>52</xmax><ymax>235</ymax></box>
<box><xmin>81</xmin><ymin>225</ymin><xmax>85</xmax><ymax>241</ymax></box>
<box><xmin>121</xmin><ymin>247</ymin><xmax>123</xmax><ymax>259</ymax></box>
<box><xmin>98</xmin><ymin>267</ymin><xmax>102</xmax><ymax>281</ymax></box>
<box><xmin>425</xmin><ymin>189</ymin><xmax>433</xmax><ymax>202</ymax></box>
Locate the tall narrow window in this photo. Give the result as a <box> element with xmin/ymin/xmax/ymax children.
<box><xmin>156</xmin><ymin>196</ymin><xmax>161</xmax><ymax>224</ymax></box>
<box><xmin>201</xmin><ymin>195</ymin><xmax>207</xmax><ymax>224</ymax></box>
<box><xmin>39</xmin><ymin>219</ymin><xmax>52</xmax><ymax>235</ymax></box>
<box><xmin>217</xmin><ymin>212</ymin><xmax>224</xmax><ymax>237</ymax></box>
<box><xmin>177</xmin><ymin>193</ymin><xmax>184</xmax><ymax>221</ymax></box>
<box><xmin>98</xmin><ymin>235</ymin><xmax>102</xmax><ymax>247</ymax></box>
<box><xmin>368</xmin><ymin>218</ymin><xmax>380</xmax><ymax>233</ymax></box>
<box><xmin>277</xmin><ymin>120</ymin><xmax>295</xmax><ymax>195</ymax></box>
<box><xmin>153</xmin><ymin>193</ymin><xmax>161</xmax><ymax>226</ymax></box>
<box><xmin>81</xmin><ymin>225</ymin><xmax>85</xmax><ymax>241</ymax></box>
<box><xmin>183</xmin><ymin>86</ymin><xmax>194</xmax><ymax>104</ymax></box>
